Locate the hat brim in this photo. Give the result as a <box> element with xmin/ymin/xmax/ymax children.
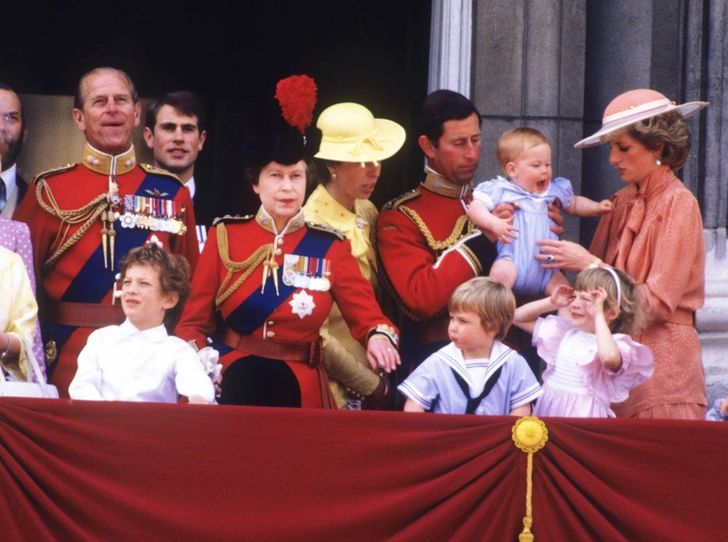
<box><xmin>574</xmin><ymin>100</ymin><xmax>708</xmax><ymax>148</ymax></box>
<box><xmin>315</xmin><ymin>118</ymin><xmax>406</xmax><ymax>163</ymax></box>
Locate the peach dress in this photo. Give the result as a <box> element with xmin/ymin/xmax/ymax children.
<box><xmin>590</xmin><ymin>168</ymin><xmax>706</xmax><ymax>419</ymax></box>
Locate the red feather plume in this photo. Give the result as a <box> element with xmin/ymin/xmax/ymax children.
<box><xmin>275</xmin><ymin>75</ymin><xmax>318</xmax><ymax>134</ymax></box>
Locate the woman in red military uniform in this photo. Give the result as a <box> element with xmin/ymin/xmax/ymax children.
<box><xmin>175</xmin><ymin>76</ymin><xmax>399</xmax><ymax>408</ymax></box>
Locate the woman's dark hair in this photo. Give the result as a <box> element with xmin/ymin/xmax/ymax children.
<box><xmin>312</xmin><ymin>158</ymin><xmax>341</xmax><ymax>185</ymax></box>
<box><xmin>119</xmin><ymin>244</ymin><xmax>191</xmax><ymax>331</ymax></box>
<box><xmin>625</xmin><ymin>110</ymin><xmax>691</xmax><ymax>170</ymax></box>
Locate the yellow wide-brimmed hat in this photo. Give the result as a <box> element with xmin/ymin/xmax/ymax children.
<box><xmin>314</xmin><ymin>102</ymin><xmax>406</xmax><ymax>164</ymax></box>
<box><xmin>575</xmin><ymin>89</ymin><xmax>708</xmax><ymax>148</ymax></box>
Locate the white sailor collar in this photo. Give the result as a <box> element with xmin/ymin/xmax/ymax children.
<box><xmin>436</xmin><ymin>340</ymin><xmax>512</xmax><ymax>388</ymax></box>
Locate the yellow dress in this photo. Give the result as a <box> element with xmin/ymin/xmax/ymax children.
<box><xmin>304</xmin><ymin>184</ymin><xmax>381</xmax><ymax>408</ymax></box>
<box><xmin>0</xmin><ymin>245</ymin><xmax>39</xmax><ymax>381</ymax></box>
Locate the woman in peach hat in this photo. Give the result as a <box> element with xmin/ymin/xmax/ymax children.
<box><xmin>304</xmin><ymin>102</ymin><xmax>406</xmax><ymax>409</ymax></box>
<box><xmin>535</xmin><ymin>89</ymin><xmax>708</xmax><ymax>419</ymax></box>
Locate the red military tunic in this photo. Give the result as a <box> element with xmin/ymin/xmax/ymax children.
<box><xmin>175</xmin><ymin>207</ymin><xmax>398</xmax><ymax>409</ymax></box>
<box><xmin>376</xmin><ymin>168</ymin><xmax>496</xmax><ymax>324</ymax></box>
<box><xmin>13</xmin><ymin>145</ymin><xmax>199</xmax><ymax>396</ymax></box>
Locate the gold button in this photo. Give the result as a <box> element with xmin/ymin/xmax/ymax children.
<box><xmin>267</xmin><ymin>320</ymin><xmax>275</xmax><ymax>327</ymax></box>
<box><xmin>266</xmin><ymin>331</ymin><xmax>276</xmax><ymax>338</ymax></box>
<box><xmin>277</xmin><ymin>238</ymin><xmax>284</xmax><ymax>246</ymax></box>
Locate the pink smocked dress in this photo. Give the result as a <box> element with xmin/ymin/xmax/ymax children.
<box><xmin>532</xmin><ymin>316</ymin><xmax>654</xmax><ymax>418</ymax></box>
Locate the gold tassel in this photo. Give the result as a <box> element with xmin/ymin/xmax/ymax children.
<box><xmin>261</xmin><ymin>262</ymin><xmax>270</xmax><ymax>293</ymax></box>
<box><xmin>100</xmin><ymin>210</ymin><xmax>109</xmax><ymax>269</ymax></box>
<box><xmin>512</xmin><ymin>416</ymin><xmax>548</xmax><ymax>541</ymax></box>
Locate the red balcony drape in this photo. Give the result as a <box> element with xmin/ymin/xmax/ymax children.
<box><xmin>0</xmin><ymin>398</ymin><xmax>724</xmax><ymax>541</ymax></box>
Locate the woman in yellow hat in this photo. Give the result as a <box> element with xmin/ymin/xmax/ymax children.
<box><xmin>535</xmin><ymin>89</ymin><xmax>708</xmax><ymax>420</ymax></box>
<box><xmin>304</xmin><ymin>102</ymin><xmax>406</xmax><ymax>409</ymax></box>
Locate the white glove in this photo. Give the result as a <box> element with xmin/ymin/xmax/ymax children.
<box><xmin>197</xmin><ymin>346</ymin><xmax>222</xmax><ymax>383</ymax></box>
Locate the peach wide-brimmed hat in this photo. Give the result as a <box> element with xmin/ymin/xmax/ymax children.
<box><xmin>314</xmin><ymin>102</ymin><xmax>406</xmax><ymax>164</ymax></box>
<box><xmin>574</xmin><ymin>89</ymin><xmax>708</xmax><ymax>148</ymax></box>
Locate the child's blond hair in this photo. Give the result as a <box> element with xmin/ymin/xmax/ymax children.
<box><xmin>449</xmin><ymin>277</ymin><xmax>516</xmax><ymax>341</ymax></box>
<box><xmin>496</xmin><ymin>127</ymin><xmax>549</xmax><ymax>175</ymax></box>
<box><xmin>573</xmin><ymin>267</ymin><xmax>645</xmax><ymax>336</ymax></box>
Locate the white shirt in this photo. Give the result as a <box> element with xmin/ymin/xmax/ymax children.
<box><xmin>69</xmin><ymin>319</ymin><xmax>214</xmax><ymax>403</ymax></box>
<box><xmin>185</xmin><ymin>176</ymin><xmax>207</xmax><ymax>252</ymax></box>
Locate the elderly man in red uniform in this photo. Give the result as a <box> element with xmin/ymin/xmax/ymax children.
<box><xmin>14</xmin><ymin>67</ymin><xmax>199</xmax><ymax>396</ymax></box>
<box><xmin>377</xmin><ymin>90</ymin><xmax>562</xmax><ymax>367</ymax></box>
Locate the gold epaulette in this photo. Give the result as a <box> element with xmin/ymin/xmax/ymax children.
<box><xmin>31</xmin><ymin>163</ymin><xmax>77</xmax><ymax>184</ymax></box>
<box><xmin>381</xmin><ymin>189</ymin><xmax>420</xmax><ymax>211</ymax></box>
<box><xmin>212</xmin><ymin>214</ymin><xmax>254</xmax><ymax>226</ymax></box>
<box><xmin>306</xmin><ymin>221</ymin><xmax>345</xmax><ymax>241</ymax></box>
<box><xmin>139</xmin><ymin>163</ymin><xmax>184</xmax><ymax>185</ymax></box>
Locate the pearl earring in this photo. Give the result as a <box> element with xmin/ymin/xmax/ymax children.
<box><xmin>655</xmin><ymin>155</ymin><xmax>661</xmax><ymax>166</ymax></box>
<box><xmin>332</xmin><ymin>173</ymin><xmax>338</xmax><ymax>179</ymax></box>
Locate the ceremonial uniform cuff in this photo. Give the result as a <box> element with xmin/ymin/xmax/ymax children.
<box><xmin>367</xmin><ymin>325</ymin><xmax>398</xmax><ymax>347</ymax></box>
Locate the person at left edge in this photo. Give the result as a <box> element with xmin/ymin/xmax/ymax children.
<box><xmin>13</xmin><ymin>67</ymin><xmax>199</xmax><ymax>397</ymax></box>
<box><xmin>175</xmin><ymin>75</ymin><xmax>399</xmax><ymax>409</ymax></box>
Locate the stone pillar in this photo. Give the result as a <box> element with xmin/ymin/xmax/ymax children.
<box><xmin>688</xmin><ymin>0</ymin><xmax>728</xmax><ymax>405</ymax></box>
<box><xmin>471</xmin><ymin>0</ymin><xmax>587</xmax><ymax>242</ymax></box>
<box><xmin>428</xmin><ymin>0</ymin><xmax>473</xmax><ymax>95</ymax></box>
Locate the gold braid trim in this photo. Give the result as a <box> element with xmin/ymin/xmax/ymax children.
<box><xmin>35</xmin><ymin>180</ymin><xmax>109</xmax><ymax>271</ymax></box>
<box><xmin>214</xmin><ymin>223</ymin><xmax>273</xmax><ymax>307</ymax></box>
<box><xmin>398</xmin><ymin>206</ymin><xmax>473</xmax><ymax>253</ymax></box>
<box><xmin>376</xmin><ymin>206</ymin><xmax>474</xmax><ymax>323</ymax></box>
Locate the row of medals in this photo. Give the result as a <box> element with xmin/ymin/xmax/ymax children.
<box><xmin>281</xmin><ymin>254</ymin><xmax>331</xmax><ymax>292</ymax></box>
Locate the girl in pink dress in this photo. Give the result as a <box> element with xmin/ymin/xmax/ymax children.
<box><xmin>513</xmin><ymin>267</ymin><xmax>654</xmax><ymax>417</ymax></box>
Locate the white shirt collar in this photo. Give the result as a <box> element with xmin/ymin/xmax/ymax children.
<box><xmin>119</xmin><ymin>318</ymin><xmax>169</xmax><ymax>343</ymax></box>
<box><xmin>0</xmin><ymin>163</ymin><xmax>18</xmax><ymax>197</ymax></box>
<box><xmin>186</xmin><ymin>176</ymin><xmax>196</xmax><ymax>200</ymax></box>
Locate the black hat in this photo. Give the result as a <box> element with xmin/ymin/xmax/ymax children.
<box><xmin>241</xmin><ymin>75</ymin><xmax>322</xmax><ymax>169</ymax></box>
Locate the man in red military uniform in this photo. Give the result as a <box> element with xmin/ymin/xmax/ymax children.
<box><xmin>14</xmin><ymin>67</ymin><xmax>199</xmax><ymax>396</ymax></box>
<box><xmin>377</xmin><ymin>90</ymin><xmax>561</xmax><ymax>367</ymax></box>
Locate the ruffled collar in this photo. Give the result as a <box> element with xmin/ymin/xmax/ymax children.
<box><xmin>421</xmin><ymin>166</ymin><xmax>472</xmax><ymax>199</ymax></box>
<box><xmin>255</xmin><ymin>206</ymin><xmax>306</xmax><ymax>235</ymax></box>
<box><xmin>81</xmin><ymin>143</ymin><xmax>137</xmax><ymax>175</ymax></box>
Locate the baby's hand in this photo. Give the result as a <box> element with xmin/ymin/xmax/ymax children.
<box><xmin>491</xmin><ymin>215</ymin><xmax>519</xmax><ymax>245</ymax></box>
<box><xmin>550</xmin><ymin>284</ymin><xmax>574</xmax><ymax>308</ymax></box>
<box><xmin>597</xmin><ymin>200</ymin><xmax>613</xmax><ymax>215</ymax></box>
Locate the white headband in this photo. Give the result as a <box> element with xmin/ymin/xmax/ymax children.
<box><xmin>603</xmin><ymin>267</ymin><xmax>622</xmax><ymax>307</ymax></box>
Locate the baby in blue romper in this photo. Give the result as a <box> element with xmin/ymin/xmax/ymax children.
<box><xmin>467</xmin><ymin>127</ymin><xmax>612</xmax><ymax>297</ymax></box>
